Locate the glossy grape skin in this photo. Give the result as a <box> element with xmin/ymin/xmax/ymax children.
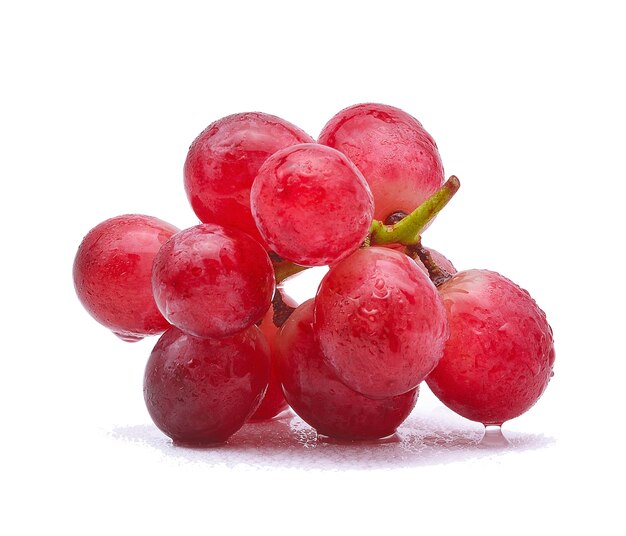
<box><xmin>250</xmin><ymin>143</ymin><xmax>374</xmax><ymax>266</ymax></box>
<box><xmin>276</xmin><ymin>300</ymin><xmax>419</xmax><ymax>440</ymax></box>
<box><xmin>426</xmin><ymin>269</ymin><xmax>555</xmax><ymax>425</ymax></box>
<box><xmin>151</xmin><ymin>224</ymin><xmax>275</xmax><ymax>339</ymax></box>
<box><xmin>184</xmin><ymin>112</ymin><xmax>314</xmax><ymax>246</ymax></box>
<box><xmin>144</xmin><ymin>326</ymin><xmax>270</xmax><ymax>446</ymax></box>
<box><xmin>73</xmin><ymin>214</ymin><xmax>179</xmax><ymax>341</ymax></box>
<box><xmin>248</xmin><ymin>303</ymin><xmax>289</xmax><ymax>422</ymax></box>
<box><xmin>318</xmin><ymin>103</ymin><xmax>444</xmax><ymax>222</ymax></box>
<box><xmin>314</xmin><ymin>247</ymin><xmax>449</xmax><ymax>399</ymax></box>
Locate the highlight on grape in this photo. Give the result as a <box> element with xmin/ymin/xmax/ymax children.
<box><xmin>73</xmin><ymin>103</ymin><xmax>555</xmax><ymax>447</ymax></box>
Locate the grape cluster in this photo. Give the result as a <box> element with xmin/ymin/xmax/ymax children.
<box><xmin>73</xmin><ymin>103</ymin><xmax>555</xmax><ymax>446</ymax></box>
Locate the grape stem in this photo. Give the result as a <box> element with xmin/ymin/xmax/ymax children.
<box><xmin>272</xmin><ymin>290</ymin><xmax>296</xmax><ymax>327</ymax></box>
<box><xmin>270</xmin><ymin>252</ymin><xmax>309</xmax><ymax>284</ymax></box>
<box><xmin>406</xmin><ymin>240</ymin><xmax>453</xmax><ymax>287</ymax></box>
<box><xmin>269</xmin><ymin>253</ymin><xmax>305</xmax><ymax>327</ymax></box>
<box><xmin>269</xmin><ymin>175</ymin><xmax>460</xmax><ymax>287</ymax></box>
<box><xmin>369</xmin><ymin>176</ymin><xmax>460</xmax><ymax>246</ymax></box>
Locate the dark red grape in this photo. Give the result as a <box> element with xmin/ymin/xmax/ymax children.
<box><xmin>248</xmin><ymin>303</ymin><xmax>289</xmax><ymax>422</ymax></box>
<box><xmin>314</xmin><ymin>247</ymin><xmax>449</xmax><ymax>398</ymax></box>
<box><xmin>276</xmin><ymin>300</ymin><xmax>419</xmax><ymax>440</ymax></box>
<box><xmin>184</xmin><ymin>112</ymin><xmax>314</xmax><ymax>246</ymax></box>
<box><xmin>151</xmin><ymin>224</ymin><xmax>275</xmax><ymax>339</ymax></box>
<box><xmin>73</xmin><ymin>214</ymin><xmax>179</xmax><ymax>341</ymax></box>
<box><xmin>250</xmin><ymin>143</ymin><xmax>374</xmax><ymax>266</ymax></box>
<box><xmin>319</xmin><ymin>103</ymin><xmax>444</xmax><ymax>222</ymax></box>
<box><xmin>144</xmin><ymin>326</ymin><xmax>271</xmax><ymax>446</ymax></box>
<box><xmin>427</xmin><ymin>269</ymin><xmax>555</xmax><ymax>425</ymax></box>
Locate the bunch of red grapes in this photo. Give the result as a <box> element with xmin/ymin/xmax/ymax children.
<box><xmin>73</xmin><ymin>103</ymin><xmax>555</xmax><ymax>446</ymax></box>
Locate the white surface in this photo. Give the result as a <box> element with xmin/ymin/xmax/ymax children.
<box><xmin>1</xmin><ymin>1</ymin><xmax>624</xmax><ymax>534</ymax></box>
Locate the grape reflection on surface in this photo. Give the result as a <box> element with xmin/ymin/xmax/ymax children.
<box><xmin>111</xmin><ymin>413</ymin><xmax>551</xmax><ymax>470</ymax></box>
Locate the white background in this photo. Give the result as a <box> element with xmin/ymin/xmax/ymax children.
<box><xmin>1</xmin><ymin>1</ymin><xmax>624</xmax><ymax>534</ymax></box>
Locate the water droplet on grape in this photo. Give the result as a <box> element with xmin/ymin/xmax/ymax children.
<box><xmin>113</xmin><ymin>332</ymin><xmax>143</xmax><ymax>343</ymax></box>
<box><xmin>372</xmin><ymin>279</ymin><xmax>390</xmax><ymax>299</ymax></box>
<box><xmin>357</xmin><ymin>305</ymin><xmax>379</xmax><ymax>323</ymax></box>
<box><xmin>479</xmin><ymin>424</ymin><xmax>510</xmax><ymax>448</ymax></box>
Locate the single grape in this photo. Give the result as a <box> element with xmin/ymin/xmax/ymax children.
<box><xmin>73</xmin><ymin>214</ymin><xmax>179</xmax><ymax>341</ymax></box>
<box><xmin>276</xmin><ymin>299</ymin><xmax>419</xmax><ymax>440</ymax></box>
<box><xmin>314</xmin><ymin>247</ymin><xmax>449</xmax><ymax>399</ymax></box>
<box><xmin>144</xmin><ymin>326</ymin><xmax>270</xmax><ymax>446</ymax></box>
<box><xmin>250</xmin><ymin>143</ymin><xmax>374</xmax><ymax>266</ymax></box>
<box><xmin>151</xmin><ymin>224</ymin><xmax>275</xmax><ymax>339</ymax></box>
<box><xmin>426</xmin><ymin>269</ymin><xmax>555</xmax><ymax>425</ymax></box>
<box><xmin>184</xmin><ymin>112</ymin><xmax>314</xmax><ymax>246</ymax></box>
<box><xmin>318</xmin><ymin>103</ymin><xmax>444</xmax><ymax>223</ymax></box>
<box><xmin>248</xmin><ymin>303</ymin><xmax>290</xmax><ymax>422</ymax></box>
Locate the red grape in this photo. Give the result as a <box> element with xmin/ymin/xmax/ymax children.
<box><xmin>151</xmin><ymin>224</ymin><xmax>275</xmax><ymax>339</ymax></box>
<box><xmin>276</xmin><ymin>300</ymin><xmax>418</xmax><ymax>440</ymax></box>
<box><xmin>426</xmin><ymin>269</ymin><xmax>555</xmax><ymax>425</ymax></box>
<box><xmin>314</xmin><ymin>247</ymin><xmax>449</xmax><ymax>398</ymax></box>
<box><xmin>318</xmin><ymin>103</ymin><xmax>444</xmax><ymax>222</ymax></box>
<box><xmin>250</xmin><ymin>143</ymin><xmax>374</xmax><ymax>266</ymax></box>
<box><xmin>73</xmin><ymin>214</ymin><xmax>179</xmax><ymax>341</ymax></box>
<box><xmin>248</xmin><ymin>303</ymin><xmax>289</xmax><ymax>422</ymax></box>
<box><xmin>184</xmin><ymin>112</ymin><xmax>314</xmax><ymax>246</ymax></box>
<box><xmin>144</xmin><ymin>325</ymin><xmax>271</xmax><ymax>446</ymax></box>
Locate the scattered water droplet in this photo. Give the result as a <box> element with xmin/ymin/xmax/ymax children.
<box><xmin>113</xmin><ymin>332</ymin><xmax>143</xmax><ymax>343</ymax></box>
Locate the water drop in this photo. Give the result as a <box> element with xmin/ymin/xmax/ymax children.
<box><xmin>359</xmin><ymin>305</ymin><xmax>378</xmax><ymax>319</ymax></box>
<box><xmin>478</xmin><ymin>424</ymin><xmax>510</xmax><ymax>448</ymax></box>
<box><xmin>113</xmin><ymin>331</ymin><xmax>143</xmax><ymax>343</ymax></box>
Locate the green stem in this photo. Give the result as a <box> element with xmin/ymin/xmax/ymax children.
<box><xmin>369</xmin><ymin>175</ymin><xmax>460</xmax><ymax>246</ymax></box>
<box><xmin>269</xmin><ymin>252</ymin><xmax>309</xmax><ymax>284</ymax></box>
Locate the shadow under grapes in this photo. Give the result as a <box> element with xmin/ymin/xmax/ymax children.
<box><xmin>110</xmin><ymin>411</ymin><xmax>554</xmax><ymax>470</ymax></box>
